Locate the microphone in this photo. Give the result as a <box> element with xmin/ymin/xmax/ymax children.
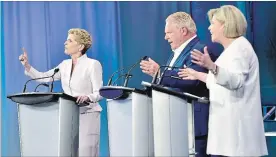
<box><xmin>22</xmin><ymin>68</ymin><xmax>60</xmax><ymax>93</ymax></box>
<box><xmin>152</xmin><ymin>63</ymin><xmax>193</xmax><ymax>84</ymax></box>
<box><xmin>263</xmin><ymin>106</ymin><xmax>276</xmax><ymax>120</ymax></box>
<box><xmin>34</xmin><ymin>83</ymin><xmax>49</xmax><ymax>92</ymax></box>
<box><xmin>107</xmin><ymin>68</ymin><xmax>126</xmax><ymax>86</ymax></box>
<box><xmin>112</xmin><ymin>74</ymin><xmax>133</xmax><ymax>86</ymax></box>
<box><xmin>123</xmin><ymin>56</ymin><xmax>148</xmax><ymax>87</ymax></box>
<box><xmin>50</xmin><ymin>68</ymin><xmax>60</xmax><ymax>92</ymax></box>
<box><xmin>152</xmin><ymin>65</ymin><xmax>181</xmax><ymax>84</ymax></box>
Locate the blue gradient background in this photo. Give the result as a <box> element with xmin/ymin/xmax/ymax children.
<box><xmin>1</xmin><ymin>1</ymin><xmax>275</xmax><ymax>156</ymax></box>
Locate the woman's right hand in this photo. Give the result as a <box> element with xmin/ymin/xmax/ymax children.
<box><xmin>178</xmin><ymin>67</ymin><xmax>197</xmax><ymax>80</ymax></box>
<box><xmin>19</xmin><ymin>47</ymin><xmax>31</xmax><ymax>71</ymax></box>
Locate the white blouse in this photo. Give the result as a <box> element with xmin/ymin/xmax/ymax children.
<box><xmin>25</xmin><ymin>54</ymin><xmax>103</xmax><ymax>112</ymax></box>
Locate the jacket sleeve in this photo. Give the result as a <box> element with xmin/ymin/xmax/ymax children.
<box><xmin>87</xmin><ymin>60</ymin><xmax>103</xmax><ymax>103</ymax></box>
<box><xmin>24</xmin><ymin>62</ymin><xmax>62</xmax><ymax>82</ymax></box>
<box><xmin>214</xmin><ymin>54</ymin><xmax>249</xmax><ymax>90</ymax></box>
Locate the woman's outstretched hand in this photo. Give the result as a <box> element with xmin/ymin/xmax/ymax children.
<box><xmin>178</xmin><ymin>66</ymin><xmax>198</xmax><ymax>80</ymax></box>
<box><xmin>191</xmin><ymin>46</ymin><xmax>215</xmax><ymax>70</ymax></box>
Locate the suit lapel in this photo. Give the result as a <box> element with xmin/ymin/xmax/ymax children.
<box><xmin>166</xmin><ymin>53</ymin><xmax>174</xmax><ymax>66</ymax></box>
<box><xmin>173</xmin><ymin>37</ymin><xmax>200</xmax><ymax>67</ymax></box>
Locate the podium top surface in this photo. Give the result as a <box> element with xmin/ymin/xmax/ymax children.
<box><xmin>141</xmin><ymin>81</ymin><xmax>209</xmax><ymax>103</ymax></box>
<box><xmin>7</xmin><ymin>92</ymin><xmax>77</xmax><ymax>105</ymax></box>
<box><xmin>99</xmin><ymin>86</ymin><xmax>148</xmax><ymax>100</ymax></box>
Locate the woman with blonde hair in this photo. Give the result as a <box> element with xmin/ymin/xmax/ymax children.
<box><xmin>19</xmin><ymin>28</ymin><xmax>103</xmax><ymax>157</ymax></box>
<box><xmin>178</xmin><ymin>5</ymin><xmax>268</xmax><ymax>156</ymax></box>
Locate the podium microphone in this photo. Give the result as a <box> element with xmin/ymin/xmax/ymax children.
<box><xmin>123</xmin><ymin>56</ymin><xmax>148</xmax><ymax>87</ymax></box>
<box><xmin>107</xmin><ymin>68</ymin><xmax>126</xmax><ymax>86</ymax></box>
<box><xmin>263</xmin><ymin>106</ymin><xmax>276</xmax><ymax>120</ymax></box>
<box><xmin>22</xmin><ymin>68</ymin><xmax>60</xmax><ymax>93</ymax></box>
<box><xmin>34</xmin><ymin>83</ymin><xmax>49</xmax><ymax>92</ymax></box>
<box><xmin>152</xmin><ymin>65</ymin><xmax>180</xmax><ymax>84</ymax></box>
<box><xmin>112</xmin><ymin>74</ymin><xmax>132</xmax><ymax>86</ymax></box>
<box><xmin>50</xmin><ymin>68</ymin><xmax>60</xmax><ymax>92</ymax></box>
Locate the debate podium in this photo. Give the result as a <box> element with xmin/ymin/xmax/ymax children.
<box><xmin>142</xmin><ymin>81</ymin><xmax>209</xmax><ymax>157</ymax></box>
<box><xmin>7</xmin><ymin>92</ymin><xmax>82</xmax><ymax>157</ymax></box>
<box><xmin>100</xmin><ymin>86</ymin><xmax>154</xmax><ymax>157</ymax></box>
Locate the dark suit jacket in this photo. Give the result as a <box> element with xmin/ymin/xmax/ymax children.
<box><xmin>160</xmin><ymin>37</ymin><xmax>218</xmax><ymax>137</ymax></box>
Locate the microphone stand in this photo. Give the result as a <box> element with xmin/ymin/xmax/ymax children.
<box><xmin>112</xmin><ymin>74</ymin><xmax>132</xmax><ymax>86</ymax></box>
<box><xmin>152</xmin><ymin>65</ymin><xmax>181</xmax><ymax>84</ymax></box>
<box><xmin>107</xmin><ymin>68</ymin><xmax>126</xmax><ymax>86</ymax></box>
<box><xmin>34</xmin><ymin>83</ymin><xmax>49</xmax><ymax>92</ymax></box>
<box><xmin>23</xmin><ymin>68</ymin><xmax>59</xmax><ymax>93</ymax></box>
<box><xmin>123</xmin><ymin>56</ymin><xmax>148</xmax><ymax>87</ymax></box>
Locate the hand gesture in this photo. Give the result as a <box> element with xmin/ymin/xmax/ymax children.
<box><xmin>191</xmin><ymin>46</ymin><xmax>214</xmax><ymax>70</ymax></box>
<box><xmin>76</xmin><ymin>95</ymin><xmax>90</xmax><ymax>104</ymax></box>
<box><xmin>140</xmin><ymin>58</ymin><xmax>160</xmax><ymax>77</ymax></box>
<box><xmin>19</xmin><ymin>47</ymin><xmax>29</xmax><ymax>66</ymax></box>
<box><xmin>178</xmin><ymin>66</ymin><xmax>197</xmax><ymax>80</ymax></box>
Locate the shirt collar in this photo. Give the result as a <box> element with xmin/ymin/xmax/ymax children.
<box><xmin>173</xmin><ymin>35</ymin><xmax>197</xmax><ymax>55</ymax></box>
<box><xmin>73</xmin><ymin>54</ymin><xmax>87</xmax><ymax>62</ymax></box>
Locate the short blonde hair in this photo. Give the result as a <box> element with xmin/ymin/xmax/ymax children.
<box><xmin>208</xmin><ymin>5</ymin><xmax>247</xmax><ymax>38</ymax></box>
<box><xmin>166</xmin><ymin>12</ymin><xmax>197</xmax><ymax>33</ymax></box>
<box><xmin>68</xmin><ymin>28</ymin><xmax>92</xmax><ymax>54</ymax></box>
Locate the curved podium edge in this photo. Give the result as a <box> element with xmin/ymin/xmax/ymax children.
<box><xmin>6</xmin><ymin>92</ymin><xmax>87</xmax><ymax>106</ymax></box>
<box><xmin>100</xmin><ymin>86</ymin><xmax>148</xmax><ymax>100</ymax></box>
<box><xmin>141</xmin><ymin>81</ymin><xmax>209</xmax><ymax>103</ymax></box>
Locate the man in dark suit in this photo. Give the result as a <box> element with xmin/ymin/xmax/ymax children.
<box><xmin>140</xmin><ymin>12</ymin><xmax>218</xmax><ymax>157</ymax></box>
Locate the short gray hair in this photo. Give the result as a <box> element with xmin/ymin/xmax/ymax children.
<box><xmin>208</xmin><ymin>5</ymin><xmax>247</xmax><ymax>38</ymax></box>
<box><xmin>166</xmin><ymin>12</ymin><xmax>197</xmax><ymax>33</ymax></box>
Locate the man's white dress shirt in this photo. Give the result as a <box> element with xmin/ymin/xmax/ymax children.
<box><xmin>169</xmin><ymin>35</ymin><xmax>197</xmax><ymax>66</ymax></box>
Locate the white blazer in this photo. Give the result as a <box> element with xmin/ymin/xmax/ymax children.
<box><xmin>206</xmin><ymin>36</ymin><xmax>268</xmax><ymax>156</ymax></box>
<box><xmin>25</xmin><ymin>54</ymin><xmax>103</xmax><ymax>112</ymax></box>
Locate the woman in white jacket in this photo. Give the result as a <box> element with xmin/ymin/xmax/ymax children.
<box><xmin>178</xmin><ymin>5</ymin><xmax>268</xmax><ymax>157</ymax></box>
<box><xmin>19</xmin><ymin>28</ymin><xmax>103</xmax><ymax>157</ymax></box>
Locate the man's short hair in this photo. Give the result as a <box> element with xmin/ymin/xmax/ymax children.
<box><xmin>166</xmin><ymin>12</ymin><xmax>197</xmax><ymax>33</ymax></box>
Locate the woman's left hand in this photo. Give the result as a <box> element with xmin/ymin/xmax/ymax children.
<box><xmin>76</xmin><ymin>95</ymin><xmax>90</xmax><ymax>103</ymax></box>
<box><xmin>191</xmin><ymin>46</ymin><xmax>214</xmax><ymax>70</ymax></box>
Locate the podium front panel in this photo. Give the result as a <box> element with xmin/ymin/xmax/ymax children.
<box><xmin>152</xmin><ymin>89</ymin><xmax>189</xmax><ymax>156</ymax></box>
<box><xmin>58</xmin><ymin>98</ymin><xmax>79</xmax><ymax>156</ymax></box>
<box><xmin>17</xmin><ymin>97</ymin><xmax>79</xmax><ymax>156</ymax></box>
<box><xmin>132</xmin><ymin>92</ymin><xmax>154</xmax><ymax>157</ymax></box>
<box><xmin>107</xmin><ymin>95</ymin><xmax>132</xmax><ymax>156</ymax></box>
<box><xmin>18</xmin><ymin>102</ymin><xmax>59</xmax><ymax>156</ymax></box>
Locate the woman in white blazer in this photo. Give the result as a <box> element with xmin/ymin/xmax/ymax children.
<box><xmin>19</xmin><ymin>28</ymin><xmax>103</xmax><ymax>157</ymax></box>
<box><xmin>178</xmin><ymin>5</ymin><xmax>268</xmax><ymax>157</ymax></box>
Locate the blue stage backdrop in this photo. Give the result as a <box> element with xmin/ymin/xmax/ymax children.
<box><xmin>1</xmin><ymin>1</ymin><xmax>275</xmax><ymax>156</ymax></box>
<box><xmin>0</xmin><ymin>2</ymin><xmax>2</xmax><ymax>156</ymax></box>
